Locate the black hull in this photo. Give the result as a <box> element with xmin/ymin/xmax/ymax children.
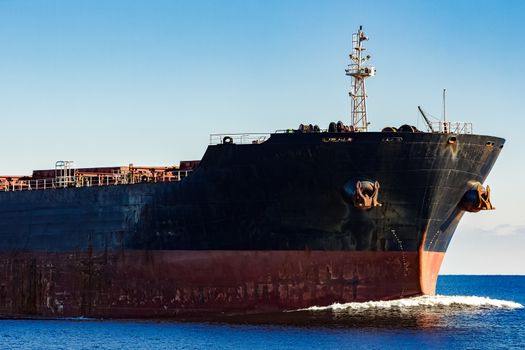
<box><xmin>0</xmin><ymin>132</ymin><xmax>503</xmax><ymax>253</ymax></box>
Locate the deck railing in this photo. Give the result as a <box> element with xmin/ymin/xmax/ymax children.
<box><xmin>428</xmin><ymin>121</ymin><xmax>473</xmax><ymax>134</ymax></box>
<box><xmin>209</xmin><ymin>133</ymin><xmax>270</xmax><ymax>145</ymax></box>
<box><xmin>1</xmin><ymin>170</ymin><xmax>193</xmax><ymax>192</ymax></box>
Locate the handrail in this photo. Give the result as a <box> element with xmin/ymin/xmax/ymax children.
<box><xmin>1</xmin><ymin>169</ymin><xmax>193</xmax><ymax>193</ymax></box>
<box><xmin>427</xmin><ymin>121</ymin><xmax>473</xmax><ymax>134</ymax></box>
<box><xmin>209</xmin><ymin>133</ymin><xmax>270</xmax><ymax>145</ymax></box>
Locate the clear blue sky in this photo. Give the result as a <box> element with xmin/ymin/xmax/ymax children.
<box><xmin>0</xmin><ymin>0</ymin><xmax>523</xmax><ymax>274</ymax></box>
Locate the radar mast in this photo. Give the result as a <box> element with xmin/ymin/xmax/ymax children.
<box><xmin>346</xmin><ymin>26</ymin><xmax>375</xmax><ymax>132</ymax></box>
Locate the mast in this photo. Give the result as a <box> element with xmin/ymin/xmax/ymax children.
<box><xmin>345</xmin><ymin>25</ymin><xmax>375</xmax><ymax>132</ymax></box>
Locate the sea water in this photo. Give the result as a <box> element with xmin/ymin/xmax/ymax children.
<box><xmin>0</xmin><ymin>276</ymin><xmax>523</xmax><ymax>349</ymax></box>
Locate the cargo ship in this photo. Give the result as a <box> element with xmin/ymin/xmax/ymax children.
<box><xmin>0</xmin><ymin>27</ymin><xmax>503</xmax><ymax>318</ymax></box>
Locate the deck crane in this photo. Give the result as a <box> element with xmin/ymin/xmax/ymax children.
<box><xmin>417</xmin><ymin>106</ymin><xmax>435</xmax><ymax>132</ymax></box>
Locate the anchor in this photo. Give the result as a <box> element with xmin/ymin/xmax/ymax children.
<box><xmin>459</xmin><ymin>182</ymin><xmax>495</xmax><ymax>212</ymax></box>
<box><xmin>343</xmin><ymin>180</ymin><xmax>382</xmax><ymax>210</ymax></box>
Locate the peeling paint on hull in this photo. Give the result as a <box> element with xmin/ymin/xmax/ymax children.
<box><xmin>0</xmin><ymin>251</ymin><xmax>423</xmax><ymax>318</ymax></box>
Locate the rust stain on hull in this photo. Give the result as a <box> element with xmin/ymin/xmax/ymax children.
<box><xmin>0</xmin><ymin>250</ymin><xmax>424</xmax><ymax>318</ymax></box>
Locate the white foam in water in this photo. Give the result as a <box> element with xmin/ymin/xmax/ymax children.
<box><xmin>62</xmin><ymin>316</ymin><xmax>97</xmax><ymax>321</ymax></box>
<box><xmin>301</xmin><ymin>295</ymin><xmax>524</xmax><ymax>312</ymax></box>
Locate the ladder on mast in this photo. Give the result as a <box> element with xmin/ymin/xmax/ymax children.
<box><xmin>345</xmin><ymin>26</ymin><xmax>375</xmax><ymax>132</ymax></box>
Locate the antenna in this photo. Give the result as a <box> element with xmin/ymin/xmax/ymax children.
<box><xmin>345</xmin><ymin>26</ymin><xmax>375</xmax><ymax>132</ymax></box>
<box><xmin>443</xmin><ymin>89</ymin><xmax>446</xmax><ymax>122</ymax></box>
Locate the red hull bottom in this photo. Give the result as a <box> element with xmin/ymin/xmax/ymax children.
<box><xmin>0</xmin><ymin>250</ymin><xmax>443</xmax><ymax>318</ymax></box>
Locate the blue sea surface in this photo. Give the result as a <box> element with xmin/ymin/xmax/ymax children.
<box><xmin>0</xmin><ymin>276</ymin><xmax>523</xmax><ymax>349</ymax></box>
